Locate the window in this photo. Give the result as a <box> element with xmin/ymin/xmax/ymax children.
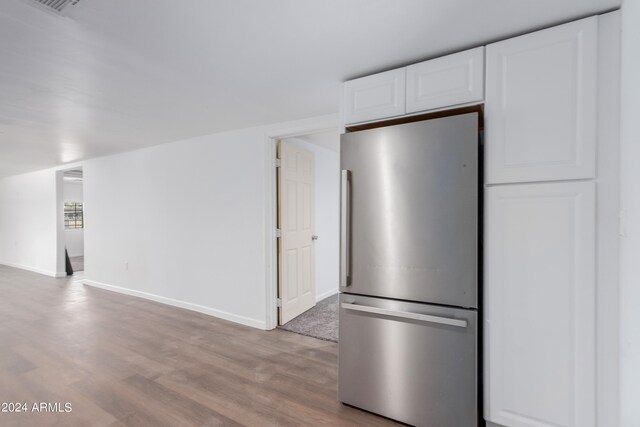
<box><xmin>64</xmin><ymin>202</ymin><xmax>84</xmax><ymax>229</ymax></box>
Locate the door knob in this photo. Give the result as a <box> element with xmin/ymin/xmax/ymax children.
<box><xmin>312</xmin><ymin>235</ymin><xmax>318</xmax><ymax>241</ymax></box>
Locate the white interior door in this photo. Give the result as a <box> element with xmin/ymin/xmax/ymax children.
<box><xmin>278</xmin><ymin>140</ymin><xmax>316</xmax><ymax>324</ymax></box>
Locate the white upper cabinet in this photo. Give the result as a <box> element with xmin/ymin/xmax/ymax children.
<box><xmin>406</xmin><ymin>47</ymin><xmax>484</xmax><ymax>113</ymax></box>
<box><xmin>343</xmin><ymin>68</ymin><xmax>406</xmax><ymax>125</ymax></box>
<box><xmin>343</xmin><ymin>47</ymin><xmax>486</xmax><ymax>126</ymax></box>
<box><xmin>485</xmin><ymin>181</ymin><xmax>596</xmax><ymax>427</ymax></box>
<box><xmin>485</xmin><ymin>17</ymin><xmax>598</xmax><ymax>184</ymax></box>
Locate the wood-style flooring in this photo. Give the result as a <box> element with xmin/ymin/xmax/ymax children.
<box><xmin>70</xmin><ymin>256</ymin><xmax>84</xmax><ymax>272</ymax></box>
<box><xmin>0</xmin><ymin>265</ymin><xmax>400</xmax><ymax>426</ymax></box>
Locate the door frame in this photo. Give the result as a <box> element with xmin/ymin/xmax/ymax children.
<box><xmin>263</xmin><ymin>114</ymin><xmax>338</xmax><ymax>330</ymax></box>
<box><xmin>55</xmin><ymin>163</ymin><xmax>85</xmax><ymax>277</ymax></box>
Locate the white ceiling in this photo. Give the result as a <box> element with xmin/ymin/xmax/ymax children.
<box><xmin>0</xmin><ymin>0</ymin><xmax>620</xmax><ymax>177</ymax></box>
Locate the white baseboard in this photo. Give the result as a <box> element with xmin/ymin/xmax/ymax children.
<box><xmin>83</xmin><ymin>279</ymin><xmax>266</xmax><ymax>330</ymax></box>
<box><xmin>0</xmin><ymin>261</ymin><xmax>65</xmax><ymax>278</ymax></box>
<box><xmin>316</xmin><ymin>288</ymin><xmax>339</xmax><ymax>302</ymax></box>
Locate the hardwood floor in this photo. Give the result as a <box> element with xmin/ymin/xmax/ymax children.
<box><xmin>0</xmin><ymin>265</ymin><xmax>401</xmax><ymax>427</ymax></box>
<box><xmin>69</xmin><ymin>256</ymin><xmax>84</xmax><ymax>272</ymax></box>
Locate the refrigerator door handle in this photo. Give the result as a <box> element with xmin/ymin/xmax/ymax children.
<box><xmin>340</xmin><ymin>169</ymin><xmax>352</xmax><ymax>286</ymax></box>
<box><xmin>340</xmin><ymin>302</ymin><xmax>468</xmax><ymax>328</ymax></box>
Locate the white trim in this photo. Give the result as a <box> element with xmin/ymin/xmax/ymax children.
<box><xmin>264</xmin><ymin>136</ymin><xmax>279</xmax><ymax>330</ymax></box>
<box><xmin>263</xmin><ymin>114</ymin><xmax>339</xmax><ymax>330</ymax></box>
<box><xmin>316</xmin><ymin>288</ymin><xmax>339</xmax><ymax>303</ymax></box>
<box><xmin>338</xmin><ymin>83</ymin><xmax>346</xmax><ymax>133</ymax></box>
<box><xmin>618</xmin><ymin>3</ymin><xmax>640</xmax><ymax>425</ymax></box>
<box><xmin>83</xmin><ymin>279</ymin><xmax>266</xmax><ymax>330</ymax></box>
<box><xmin>55</xmin><ymin>170</ymin><xmax>66</xmax><ymax>276</ymax></box>
<box><xmin>595</xmin><ymin>11</ymin><xmax>621</xmax><ymax>427</ymax></box>
<box><xmin>0</xmin><ymin>261</ymin><xmax>65</xmax><ymax>278</ymax></box>
<box><xmin>56</xmin><ymin>165</ymin><xmax>85</xmax><ymax>277</ymax></box>
<box><xmin>264</xmin><ymin>114</ymin><xmax>338</xmax><ymax>140</ymax></box>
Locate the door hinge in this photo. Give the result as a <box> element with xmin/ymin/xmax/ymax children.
<box><xmin>276</xmin><ymin>298</ymin><xmax>282</xmax><ymax>307</ymax></box>
<box><xmin>274</xmin><ymin>158</ymin><xmax>281</xmax><ymax>168</ymax></box>
<box><xmin>275</xmin><ymin>228</ymin><xmax>282</xmax><ymax>238</ymax></box>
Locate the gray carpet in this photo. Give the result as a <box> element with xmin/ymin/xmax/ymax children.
<box><xmin>70</xmin><ymin>256</ymin><xmax>84</xmax><ymax>272</ymax></box>
<box><xmin>278</xmin><ymin>293</ymin><xmax>338</xmax><ymax>342</ymax></box>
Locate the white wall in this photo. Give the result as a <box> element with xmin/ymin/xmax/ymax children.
<box><xmin>64</xmin><ymin>180</ymin><xmax>84</xmax><ymax>257</ymax></box>
<box><xmin>0</xmin><ymin>115</ymin><xmax>336</xmax><ymax>328</ymax></box>
<box><xmin>0</xmin><ymin>169</ymin><xmax>62</xmax><ymax>276</ymax></box>
<box><xmin>82</xmin><ymin>115</ymin><xmax>337</xmax><ymax>329</ymax></box>
<box><xmin>285</xmin><ymin>132</ymin><xmax>340</xmax><ymax>302</ymax></box>
<box><xmin>619</xmin><ymin>1</ymin><xmax>640</xmax><ymax>425</ymax></box>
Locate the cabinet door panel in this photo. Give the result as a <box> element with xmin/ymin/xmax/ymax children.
<box><xmin>485</xmin><ymin>182</ymin><xmax>595</xmax><ymax>427</ymax></box>
<box><xmin>485</xmin><ymin>17</ymin><xmax>597</xmax><ymax>184</ymax></box>
<box><xmin>343</xmin><ymin>68</ymin><xmax>406</xmax><ymax>125</ymax></box>
<box><xmin>406</xmin><ymin>47</ymin><xmax>484</xmax><ymax>113</ymax></box>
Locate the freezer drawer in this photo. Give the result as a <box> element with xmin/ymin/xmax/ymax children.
<box><xmin>338</xmin><ymin>294</ymin><xmax>478</xmax><ymax>427</ymax></box>
<box><xmin>340</xmin><ymin>113</ymin><xmax>478</xmax><ymax>308</ymax></box>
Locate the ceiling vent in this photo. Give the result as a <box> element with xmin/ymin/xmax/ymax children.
<box><xmin>32</xmin><ymin>0</ymin><xmax>81</xmax><ymax>12</ymax></box>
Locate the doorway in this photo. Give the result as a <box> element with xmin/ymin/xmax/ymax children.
<box><xmin>62</xmin><ymin>168</ymin><xmax>84</xmax><ymax>274</ymax></box>
<box><xmin>275</xmin><ymin>130</ymin><xmax>340</xmax><ymax>341</ymax></box>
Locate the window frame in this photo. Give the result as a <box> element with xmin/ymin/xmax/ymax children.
<box><xmin>64</xmin><ymin>202</ymin><xmax>84</xmax><ymax>229</ymax></box>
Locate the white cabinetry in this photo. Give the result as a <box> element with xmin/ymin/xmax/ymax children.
<box><xmin>343</xmin><ymin>47</ymin><xmax>485</xmax><ymax>126</ymax></box>
<box><xmin>343</xmin><ymin>68</ymin><xmax>406</xmax><ymax>125</ymax></box>
<box><xmin>406</xmin><ymin>47</ymin><xmax>484</xmax><ymax>113</ymax></box>
<box><xmin>482</xmin><ymin>13</ymin><xmax>617</xmax><ymax>427</ymax></box>
<box><xmin>485</xmin><ymin>181</ymin><xmax>596</xmax><ymax>427</ymax></box>
<box><xmin>340</xmin><ymin>11</ymin><xmax>618</xmax><ymax>427</ymax></box>
<box><xmin>485</xmin><ymin>17</ymin><xmax>598</xmax><ymax>184</ymax></box>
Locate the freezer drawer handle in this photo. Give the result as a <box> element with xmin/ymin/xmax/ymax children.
<box><xmin>341</xmin><ymin>302</ymin><xmax>468</xmax><ymax>328</ymax></box>
<box><xmin>340</xmin><ymin>169</ymin><xmax>352</xmax><ymax>286</ymax></box>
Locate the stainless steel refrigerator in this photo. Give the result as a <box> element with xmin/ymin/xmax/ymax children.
<box><xmin>338</xmin><ymin>113</ymin><xmax>479</xmax><ymax>427</ymax></box>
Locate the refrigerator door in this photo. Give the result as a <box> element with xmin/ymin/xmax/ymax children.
<box><xmin>338</xmin><ymin>294</ymin><xmax>478</xmax><ymax>426</ymax></box>
<box><xmin>340</xmin><ymin>113</ymin><xmax>478</xmax><ymax>308</ymax></box>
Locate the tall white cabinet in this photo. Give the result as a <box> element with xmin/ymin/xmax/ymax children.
<box><xmin>484</xmin><ymin>14</ymin><xmax>617</xmax><ymax>427</ymax></box>
<box><xmin>485</xmin><ymin>182</ymin><xmax>596</xmax><ymax>427</ymax></box>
